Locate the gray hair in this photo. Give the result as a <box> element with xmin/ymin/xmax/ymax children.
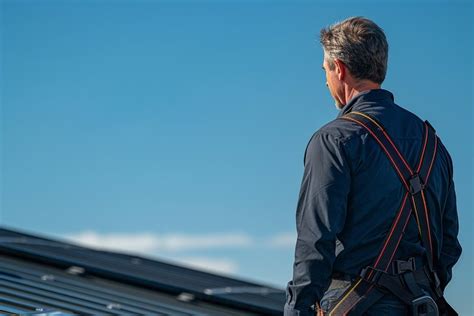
<box><xmin>320</xmin><ymin>17</ymin><xmax>389</xmax><ymax>84</ymax></box>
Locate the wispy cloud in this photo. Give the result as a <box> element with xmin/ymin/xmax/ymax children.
<box><xmin>266</xmin><ymin>232</ymin><xmax>296</xmax><ymax>248</ymax></box>
<box><xmin>62</xmin><ymin>230</ymin><xmax>296</xmax><ymax>276</ymax></box>
<box><xmin>64</xmin><ymin>231</ymin><xmax>253</xmax><ymax>253</ymax></box>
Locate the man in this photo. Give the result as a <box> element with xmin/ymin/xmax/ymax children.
<box><xmin>284</xmin><ymin>17</ymin><xmax>461</xmax><ymax>315</ymax></box>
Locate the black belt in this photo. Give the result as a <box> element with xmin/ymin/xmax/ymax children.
<box><xmin>331</xmin><ymin>256</ymin><xmax>426</xmax><ymax>284</ymax></box>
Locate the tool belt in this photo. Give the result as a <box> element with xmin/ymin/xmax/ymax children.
<box><xmin>323</xmin><ymin>112</ymin><xmax>458</xmax><ymax>316</ymax></box>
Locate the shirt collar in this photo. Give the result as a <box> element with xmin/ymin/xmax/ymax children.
<box><xmin>337</xmin><ymin>89</ymin><xmax>395</xmax><ymax>118</ymax></box>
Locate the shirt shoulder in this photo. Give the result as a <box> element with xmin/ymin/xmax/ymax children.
<box><xmin>303</xmin><ymin>117</ymin><xmax>364</xmax><ymax>166</ymax></box>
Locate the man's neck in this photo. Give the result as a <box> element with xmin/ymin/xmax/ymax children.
<box><xmin>344</xmin><ymin>80</ymin><xmax>381</xmax><ymax>104</ymax></box>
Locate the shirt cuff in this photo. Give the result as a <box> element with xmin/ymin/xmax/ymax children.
<box><xmin>284</xmin><ymin>303</ymin><xmax>301</xmax><ymax>316</ymax></box>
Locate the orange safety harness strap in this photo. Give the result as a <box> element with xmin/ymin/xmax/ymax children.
<box><xmin>326</xmin><ymin>112</ymin><xmax>438</xmax><ymax>316</ymax></box>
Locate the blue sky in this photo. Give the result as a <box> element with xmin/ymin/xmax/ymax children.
<box><xmin>1</xmin><ymin>0</ymin><xmax>472</xmax><ymax>314</ymax></box>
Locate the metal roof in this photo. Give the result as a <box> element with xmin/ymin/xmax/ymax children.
<box><xmin>0</xmin><ymin>227</ymin><xmax>285</xmax><ymax>316</ymax></box>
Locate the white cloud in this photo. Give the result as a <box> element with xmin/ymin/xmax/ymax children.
<box><xmin>266</xmin><ymin>232</ymin><xmax>297</xmax><ymax>248</ymax></box>
<box><xmin>63</xmin><ymin>230</ymin><xmax>298</xmax><ymax>252</ymax></box>
<box><xmin>60</xmin><ymin>230</ymin><xmax>298</xmax><ymax>277</ymax></box>
<box><xmin>64</xmin><ymin>231</ymin><xmax>253</xmax><ymax>253</ymax></box>
<box><xmin>64</xmin><ymin>231</ymin><xmax>157</xmax><ymax>253</ymax></box>
<box><xmin>156</xmin><ymin>233</ymin><xmax>252</xmax><ymax>251</ymax></box>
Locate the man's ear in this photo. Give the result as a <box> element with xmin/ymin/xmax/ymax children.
<box><xmin>333</xmin><ymin>59</ymin><xmax>346</xmax><ymax>81</ymax></box>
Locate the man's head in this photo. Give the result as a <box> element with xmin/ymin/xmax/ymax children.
<box><xmin>320</xmin><ymin>17</ymin><xmax>389</xmax><ymax>108</ymax></box>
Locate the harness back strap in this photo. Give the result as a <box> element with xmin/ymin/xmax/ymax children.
<box><xmin>327</xmin><ymin>112</ymin><xmax>438</xmax><ymax>316</ymax></box>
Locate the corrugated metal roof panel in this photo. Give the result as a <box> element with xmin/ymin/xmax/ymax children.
<box><xmin>0</xmin><ymin>227</ymin><xmax>285</xmax><ymax>315</ymax></box>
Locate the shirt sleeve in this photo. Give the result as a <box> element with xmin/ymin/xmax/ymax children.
<box><xmin>284</xmin><ymin>132</ymin><xmax>351</xmax><ymax>316</ymax></box>
<box><xmin>437</xmin><ymin>152</ymin><xmax>462</xmax><ymax>291</ymax></box>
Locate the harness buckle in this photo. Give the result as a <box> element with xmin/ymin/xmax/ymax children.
<box><xmin>394</xmin><ymin>257</ymin><xmax>416</xmax><ymax>274</ymax></box>
<box><xmin>411</xmin><ymin>295</ymin><xmax>439</xmax><ymax>316</ymax></box>
<box><xmin>409</xmin><ymin>174</ymin><xmax>424</xmax><ymax>195</ymax></box>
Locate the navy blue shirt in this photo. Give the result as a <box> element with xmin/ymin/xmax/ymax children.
<box><xmin>284</xmin><ymin>89</ymin><xmax>462</xmax><ymax>316</ymax></box>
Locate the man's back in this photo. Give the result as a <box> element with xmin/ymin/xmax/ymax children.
<box><xmin>327</xmin><ymin>89</ymin><xmax>458</xmax><ymax>282</ymax></box>
<box><xmin>285</xmin><ymin>89</ymin><xmax>461</xmax><ymax>314</ymax></box>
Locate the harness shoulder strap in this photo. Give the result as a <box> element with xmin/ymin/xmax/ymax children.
<box><xmin>327</xmin><ymin>112</ymin><xmax>438</xmax><ymax>316</ymax></box>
